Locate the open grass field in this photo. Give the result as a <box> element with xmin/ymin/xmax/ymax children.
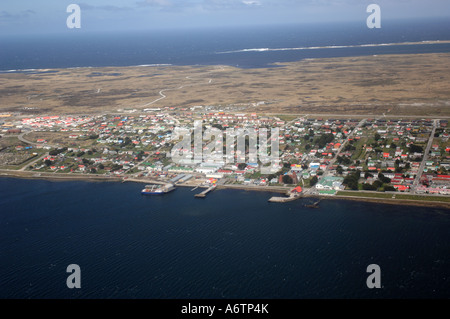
<box><xmin>337</xmin><ymin>190</ymin><xmax>450</xmax><ymax>202</ymax></box>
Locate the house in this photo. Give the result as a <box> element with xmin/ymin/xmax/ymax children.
<box><xmin>394</xmin><ymin>185</ymin><xmax>409</xmax><ymax>192</ymax></box>
<box><xmin>195</xmin><ymin>166</ymin><xmax>218</xmax><ymax>174</ymax></box>
<box><xmin>290</xmin><ymin>164</ymin><xmax>303</xmax><ymax>172</ymax></box>
<box><xmin>291</xmin><ymin>186</ymin><xmax>303</xmax><ymax>194</ymax></box>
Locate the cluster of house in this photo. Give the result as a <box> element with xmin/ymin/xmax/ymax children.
<box><xmin>416</xmin><ymin>174</ymin><xmax>450</xmax><ymax>195</ymax></box>
<box><xmin>3</xmin><ymin>110</ymin><xmax>450</xmax><ymax>195</ymax></box>
<box><xmin>20</xmin><ymin>116</ymin><xmax>93</xmax><ymax>129</ymax></box>
<box><xmin>202</xmin><ymin>112</ymin><xmax>282</xmax><ymax>127</ymax></box>
<box><xmin>31</xmin><ymin>146</ymin><xmax>149</xmax><ymax>175</ymax></box>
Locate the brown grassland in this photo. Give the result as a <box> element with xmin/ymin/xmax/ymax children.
<box><xmin>1</xmin><ymin>52</ymin><xmax>449</xmax><ymax>116</ymax></box>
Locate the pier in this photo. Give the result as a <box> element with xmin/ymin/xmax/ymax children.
<box><xmin>195</xmin><ymin>185</ymin><xmax>216</xmax><ymax>198</ymax></box>
<box><xmin>268</xmin><ymin>195</ymin><xmax>300</xmax><ymax>203</ymax></box>
<box><xmin>268</xmin><ymin>186</ymin><xmax>303</xmax><ymax>203</ymax></box>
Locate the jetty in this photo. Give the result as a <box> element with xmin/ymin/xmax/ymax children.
<box><xmin>268</xmin><ymin>195</ymin><xmax>299</xmax><ymax>203</ymax></box>
<box><xmin>195</xmin><ymin>185</ymin><xmax>216</xmax><ymax>198</ymax></box>
<box><xmin>268</xmin><ymin>194</ymin><xmax>301</xmax><ymax>203</ymax></box>
<box><xmin>268</xmin><ymin>186</ymin><xmax>303</xmax><ymax>203</ymax></box>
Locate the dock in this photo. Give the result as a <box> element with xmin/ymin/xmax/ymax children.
<box><xmin>195</xmin><ymin>185</ymin><xmax>216</xmax><ymax>198</ymax></box>
<box><xmin>268</xmin><ymin>186</ymin><xmax>303</xmax><ymax>203</ymax></box>
<box><xmin>268</xmin><ymin>195</ymin><xmax>300</xmax><ymax>203</ymax></box>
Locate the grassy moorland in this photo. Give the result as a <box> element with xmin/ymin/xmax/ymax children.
<box><xmin>1</xmin><ymin>52</ymin><xmax>450</xmax><ymax>116</ymax></box>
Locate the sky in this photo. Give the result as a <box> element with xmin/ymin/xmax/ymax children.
<box><xmin>0</xmin><ymin>0</ymin><xmax>449</xmax><ymax>35</ymax></box>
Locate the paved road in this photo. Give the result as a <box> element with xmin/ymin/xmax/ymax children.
<box><xmin>18</xmin><ymin>131</ymin><xmax>57</xmax><ymax>148</ymax></box>
<box><xmin>18</xmin><ymin>131</ymin><xmax>37</xmax><ymax>145</ymax></box>
<box><xmin>18</xmin><ymin>153</ymin><xmax>48</xmax><ymax>171</ymax></box>
<box><xmin>411</xmin><ymin>119</ymin><xmax>438</xmax><ymax>194</ymax></box>
<box><xmin>139</xmin><ymin>66</ymin><xmax>226</xmax><ymax>108</ymax></box>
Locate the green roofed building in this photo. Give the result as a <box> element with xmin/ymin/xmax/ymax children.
<box><xmin>319</xmin><ymin>189</ymin><xmax>336</xmax><ymax>195</ymax></box>
<box><xmin>316</xmin><ymin>176</ymin><xmax>344</xmax><ymax>191</ymax></box>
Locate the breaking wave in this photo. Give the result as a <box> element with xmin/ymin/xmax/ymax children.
<box><xmin>216</xmin><ymin>40</ymin><xmax>443</xmax><ymax>54</ymax></box>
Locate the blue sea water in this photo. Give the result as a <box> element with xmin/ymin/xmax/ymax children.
<box><xmin>0</xmin><ymin>178</ymin><xmax>449</xmax><ymax>298</ymax></box>
<box><xmin>1</xmin><ymin>19</ymin><xmax>450</xmax><ymax>70</ymax></box>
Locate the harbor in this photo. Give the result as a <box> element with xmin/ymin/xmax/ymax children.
<box><xmin>119</xmin><ymin>175</ymin><xmax>450</xmax><ymax>208</ymax></box>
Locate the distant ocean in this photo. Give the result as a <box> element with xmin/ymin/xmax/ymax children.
<box><xmin>1</xmin><ymin>19</ymin><xmax>450</xmax><ymax>70</ymax></box>
<box><xmin>0</xmin><ymin>178</ymin><xmax>449</xmax><ymax>298</ymax></box>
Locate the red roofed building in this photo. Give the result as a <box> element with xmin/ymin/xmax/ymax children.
<box><xmin>394</xmin><ymin>185</ymin><xmax>409</xmax><ymax>192</ymax></box>
<box><xmin>291</xmin><ymin>186</ymin><xmax>303</xmax><ymax>194</ymax></box>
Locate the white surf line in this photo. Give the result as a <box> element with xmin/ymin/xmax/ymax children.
<box><xmin>138</xmin><ymin>66</ymin><xmax>225</xmax><ymax>108</ymax></box>
<box><xmin>216</xmin><ymin>40</ymin><xmax>450</xmax><ymax>54</ymax></box>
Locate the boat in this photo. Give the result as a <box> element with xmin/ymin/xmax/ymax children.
<box><xmin>141</xmin><ymin>183</ymin><xmax>175</xmax><ymax>195</ymax></box>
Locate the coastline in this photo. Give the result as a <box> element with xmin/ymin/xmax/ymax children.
<box><xmin>0</xmin><ymin>170</ymin><xmax>119</xmax><ymax>182</ymax></box>
<box><xmin>2</xmin><ymin>39</ymin><xmax>450</xmax><ymax>73</ymax></box>
<box><xmin>2</xmin><ymin>171</ymin><xmax>449</xmax><ymax>209</ymax></box>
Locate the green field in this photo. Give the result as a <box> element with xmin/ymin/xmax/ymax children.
<box><xmin>273</xmin><ymin>114</ymin><xmax>299</xmax><ymax>122</ymax></box>
<box><xmin>351</xmin><ymin>137</ymin><xmax>368</xmax><ymax>161</ymax></box>
<box><xmin>336</xmin><ymin>191</ymin><xmax>450</xmax><ymax>202</ymax></box>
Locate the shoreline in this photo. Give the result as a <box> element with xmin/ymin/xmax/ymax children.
<box><xmin>1</xmin><ymin>171</ymin><xmax>450</xmax><ymax>209</ymax></box>
<box><xmin>0</xmin><ymin>170</ymin><xmax>120</xmax><ymax>182</ymax></box>
<box><xmin>322</xmin><ymin>195</ymin><xmax>450</xmax><ymax>209</ymax></box>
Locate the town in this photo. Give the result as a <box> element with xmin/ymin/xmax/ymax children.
<box><xmin>1</xmin><ymin>109</ymin><xmax>450</xmax><ymax>203</ymax></box>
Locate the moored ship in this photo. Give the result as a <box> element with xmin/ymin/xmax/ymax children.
<box><xmin>141</xmin><ymin>183</ymin><xmax>175</xmax><ymax>195</ymax></box>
